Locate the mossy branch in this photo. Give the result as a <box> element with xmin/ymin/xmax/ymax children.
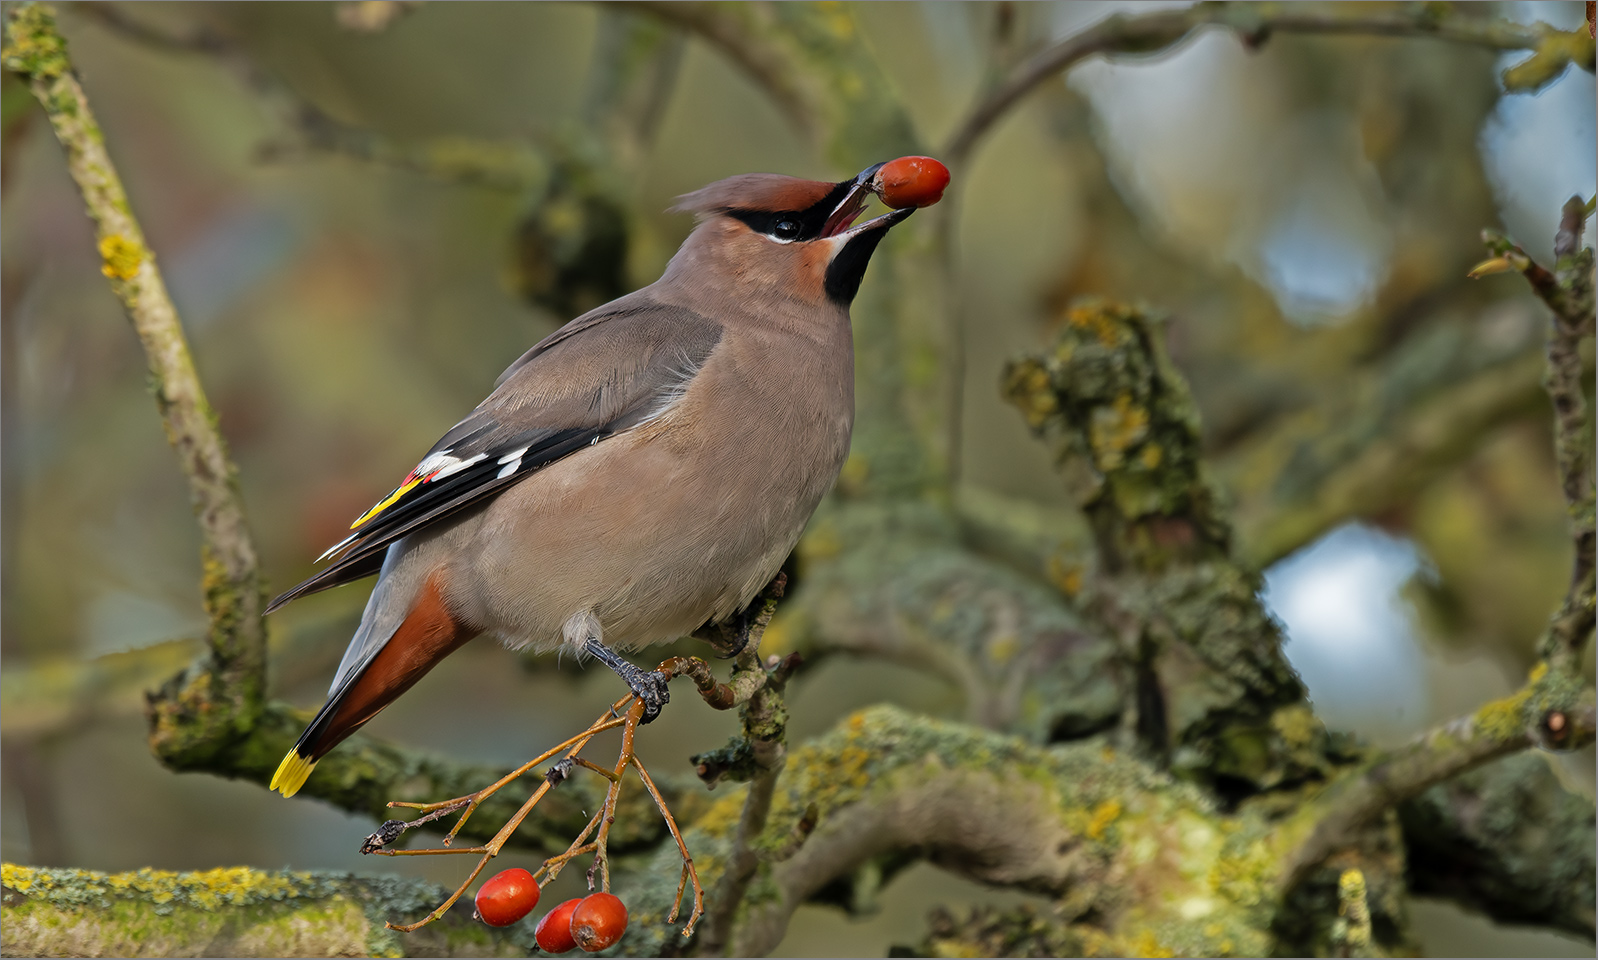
<box><xmin>1002</xmin><ymin>301</ymin><xmax>1313</xmax><ymax>788</ymax></box>
<box><xmin>2</xmin><ymin>3</ymin><xmax>267</xmax><ymax>745</ymax></box>
<box><xmin>1399</xmin><ymin>751</ymin><xmax>1596</xmax><ymax>940</ymax></box>
<box><xmin>945</xmin><ymin>1</ymin><xmax>1592</xmax><ymax>165</ymax></box>
<box><xmin>0</xmin><ymin>864</ymin><xmax>526</xmax><ymax>958</ymax></box>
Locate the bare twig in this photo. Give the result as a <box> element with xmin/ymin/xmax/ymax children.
<box><xmin>945</xmin><ymin>3</ymin><xmax>1577</xmax><ymax>165</ymax></box>
<box><xmin>2</xmin><ymin>3</ymin><xmax>267</xmax><ymax>735</ymax></box>
<box><xmin>613</xmin><ymin>1</ymin><xmax>820</xmax><ymax>143</ymax></box>
<box><xmin>1475</xmin><ymin>198</ymin><xmax>1596</xmax><ymax>672</ymax></box>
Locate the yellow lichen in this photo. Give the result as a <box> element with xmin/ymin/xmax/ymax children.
<box><xmin>1046</xmin><ymin>555</ymin><xmax>1083</xmax><ymax>598</ymax></box>
<box><xmin>1139</xmin><ymin>444</ymin><xmax>1163</xmax><ymax>470</ymax></box>
<box><xmin>1270</xmin><ymin>704</ymin><xmax>1321</xmax><ymax>749</ymax></box>
<box><xmin>1126</xmin><ymin>929</ymin><xmax>1174</xmax><ymax>958</ymax></box>
<box><xmin>98</xmin><ymin>233</ymin><xmax>145</xmax><ymax>281</ymax></box>
<box><xmin>1474</xmin><ymin>687</ymin><xmax>1532</xmax><ymax>739</ymax></box>
<box><xmin>1089</xmin><ymin>396</ymin><xmax>1150</xmax><ymax>469</ymax></box>
<box><xmin>1086</xmin><ymin>798</ymin><xmax>1122</xmax><ymax>840</ymax></box>
<box><xmin>3</xmin><ymin>863</ymin><xmax>35</xmax><ymax>893</ymax></box>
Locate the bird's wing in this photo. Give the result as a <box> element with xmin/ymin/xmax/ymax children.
<box><xmin>265</xmin><ymin>298</ymin><xmax>724</xmax><ymax>614</ymax></box>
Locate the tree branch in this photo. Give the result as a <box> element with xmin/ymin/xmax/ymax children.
<box><xmin>945</xmin><ymin>2</ymin><xmax>1589</xmax><ymax>166</ymax></box>
<box><xmin>2</xmin><ymin>2</ymin><xmax>268</xmax><ymax>757</ymax></box>
<box><xmin>73</xmin><ymin>1</ymin><xmax>549</xmax><ymax>191</ymax></box>
<box><xmin>0</xmin><ymin>864</ymin><xmax>523</xmax><ymax>957</ymax></box>
<box><xmin>612</xmin><ymin>1</ymin><xmax>821</xmax><ymax>143</ymax></box>
<box><xmin>1226</xmin><ymin>342</ymin><xmax>1571</xmax><ymax>570</ymax></box>
<box><xmin>1286</xmin><ymin>201</ymin><xmax>1598</xmax><ymax>888</ymax></box>
<box><xmin>1399</xmin><ymin>751</ymin><xmax>1596</xmax><ymax>940</ymax></box>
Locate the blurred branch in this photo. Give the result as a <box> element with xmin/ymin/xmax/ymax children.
<box><xmin>0</xmin><ymin>864</ymin><xmax>521</xmax><ymax>958</ymax></box>
<box><xmin>614</xmin><ymin>1</ymin><xmax>822</xmax><ymax>144</ymax></box>
<box><xmin>2</xmin><ymin>3</ymin><xmax>268</xmax><ymax>758</ymax></box>
<box><xmin>783</xmin><ymin>500</ymin><xmax>1120</xmax><ymax>743</ymax></box>
<box><xmin>72</xmin><ymin>1</ymin><xmax>548</xmax><ymax>190</ymax></box>
<box><xmin>1286</xmin><ymin>201</ymin><xmax>1598</xmax><ymax>889</ymax></box>
<box><xmin>1399</xmin><ymin>751</ymin><xmax>1596</xmax><ymax>940</ymax></box>
<box><xmin>945</xmin><ymin>1</ymin><xmax>1590</xmax><ymax>165</ymax></box>
<box><xmin>1227</xmin><ymin>342</ymin><xmax>1571</xmax><ymax>571</ymax></box>
<box><xmin>0</xmin><ymin>7</ymin><xmax>651</xmax><ymax>855</ymax></box>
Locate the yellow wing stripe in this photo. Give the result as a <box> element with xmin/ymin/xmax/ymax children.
<box><xmin>350</xmin><ymin>477</ymin><xmax>423</xmax><ymax>530</ymax></box>
<box><xmin>270</xmin><ymin>750</ymin><xmax>317</xmax><ymax>798</ymax></box>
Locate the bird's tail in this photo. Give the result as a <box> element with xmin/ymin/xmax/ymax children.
<box><xmin>271</xmin><ymin>572</ymin><xmax>474</xmax><ymax>797</ymax></box>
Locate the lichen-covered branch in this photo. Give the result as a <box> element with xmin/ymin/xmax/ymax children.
<box><xmin>946</xmin><ymin>1</ymin><xmax>1593</xmax><ymax>164</ymax></box>
<box><xmin>2</xmin><ymin>3</ymin><xmax>268</xmax><ymax>758</ymax></box>
<box><xmin>0</xmin><ymin>864</ymin><xmax>525</xmax><ymax>958</ymax></box>
<box><xmin>1281</xmin><ymin>680</ymin><xmax>1595</xmax><ymax>888</ymax></box>
<box><xmin>612</xmin><ymin>705</ymin><xmax>1408</xmax><ymax>958</ymax></box>
<box><xmin>1399</xmin><ymin>751</ymin><xmax>1596</xmax><ymax>940</ymax></box>
<box><xmin>1002</xmin><ymin>301</ymin><xmax>1319</xmax><ymax>788</ymax></box>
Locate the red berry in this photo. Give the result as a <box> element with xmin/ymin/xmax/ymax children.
<box><xmin>535</xmin><ymin>898</ymin><xmax>582</xmax><ymax>953</ymax></box>
<box><xmin>475</xmin><ymin>868</ymin><xmax>540</xmax><ymax>927</ymax></box>
<box><xmin>570</xmin><ymin>892</ymin><xmax>628</xmax><ymax>952</ymax></box>
<box><xmin>873</xmin><ymin>156</ymin><xmax>950</xmax><ymax>209</ymax></box>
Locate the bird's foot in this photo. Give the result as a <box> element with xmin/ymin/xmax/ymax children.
<box><xmin>584</xmin><ymin>638</ymin><xmax>670</xmax><ymax>723</ymax></box>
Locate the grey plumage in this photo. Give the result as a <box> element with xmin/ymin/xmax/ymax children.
<box><xmin>270</xmin><ymin>164</ymin><xmax>915</xmax><ymax>794</ymax></box>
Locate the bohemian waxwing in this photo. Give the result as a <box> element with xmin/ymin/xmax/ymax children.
<box><xmin>268</xmin><ymin>159</ymin><xmax>941</xmax><ymax>798</ymax></box>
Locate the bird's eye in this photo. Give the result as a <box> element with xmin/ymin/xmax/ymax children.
<box><xmin>771</xmin><ymin>220</ymin><xmax>801</xmax><ymax>241</ymax></box>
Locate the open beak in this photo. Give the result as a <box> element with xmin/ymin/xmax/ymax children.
<box><xmin>820</xmin><ymin>162</ymin><xmax>912</xmax><ymax>239</ymax></box>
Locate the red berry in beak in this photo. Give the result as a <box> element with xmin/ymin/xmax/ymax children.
<box><xmin>873</xmin><ymin>156</ymin><xmax>950</xmax><ymax>209</ymax></box>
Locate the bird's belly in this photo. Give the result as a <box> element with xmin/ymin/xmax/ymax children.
<box><xmin>458</xmin><ymin>387</ymin><xmax>850</xmax><ymax>653</ymax></box>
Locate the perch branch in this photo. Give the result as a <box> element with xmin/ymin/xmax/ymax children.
<box><xmin>2</xmin><ymin>3</ymin><xmax>268</xmax><ymax>740</ymax></box>
<box><xmin>946</xmin><ymin>2</ymin><xmax>1587</xmax><ymax>165</ymax></box>
<box><xmin>0</xmin><ymin>864</ymin><xmax>518</xmax><ymax>958</ymax></box>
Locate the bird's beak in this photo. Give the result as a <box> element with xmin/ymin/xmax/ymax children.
<box><xmin>820</xmin><ymin>162</ymin><xmax>911</xmax><ymax>239</ymax></box>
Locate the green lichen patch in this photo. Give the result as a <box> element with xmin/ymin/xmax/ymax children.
<box><xmin>2</xmin><ymin>4</ymin><xmax>70</xmax><ymax>82</ymax></box>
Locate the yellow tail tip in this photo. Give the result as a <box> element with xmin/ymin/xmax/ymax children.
<box><xmin>270</xmin><ymin>750</ymin><xmax>317</xmax><ymax>798</ymax></box>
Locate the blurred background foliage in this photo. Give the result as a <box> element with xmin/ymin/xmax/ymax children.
<box><xmin>0</xmin><ymin>1</ymin><xmax>1592</xmax><ymax>955</ymax></box>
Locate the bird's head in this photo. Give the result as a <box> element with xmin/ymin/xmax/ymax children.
<box><xmin>666</xmin><ymin>162</ymin><xmax>917</xmax><ymax>307</ymax></box>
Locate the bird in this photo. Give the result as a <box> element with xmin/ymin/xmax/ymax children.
<box><xmin>267</xmin><ymin>160</ymin><xmax>934</xmax><ymax>798</ymax></box>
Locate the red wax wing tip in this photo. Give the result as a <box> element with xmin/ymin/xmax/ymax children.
<box><xmin>873</xmin><ymin>156</ymin><xmax>950</xmax><ymax>209</ymax></box>
<box><xmin>474</xmin><ymin>868</ymin><xmax>540</xmax><ymax>927</ymax></box>
<box><xmin>571</xmin><ymin>892</ymin><xmax>628</xmax><ymax>952</ymax></box>
<box><xmin>535</xmin><ymin>898</ymin><xmax>582</xmax><ymax>953</ymax></box>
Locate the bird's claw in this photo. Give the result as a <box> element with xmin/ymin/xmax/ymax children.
<box><xmin>629</xmin><ymin>669</ymin><xmax>670</xmax><ymax>724</ymax></box>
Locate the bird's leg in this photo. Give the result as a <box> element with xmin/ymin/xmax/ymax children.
<box><xmin>583</xmin><ymin>637</ymin><xmax>670</xmax><ymax>723</ymax></box>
